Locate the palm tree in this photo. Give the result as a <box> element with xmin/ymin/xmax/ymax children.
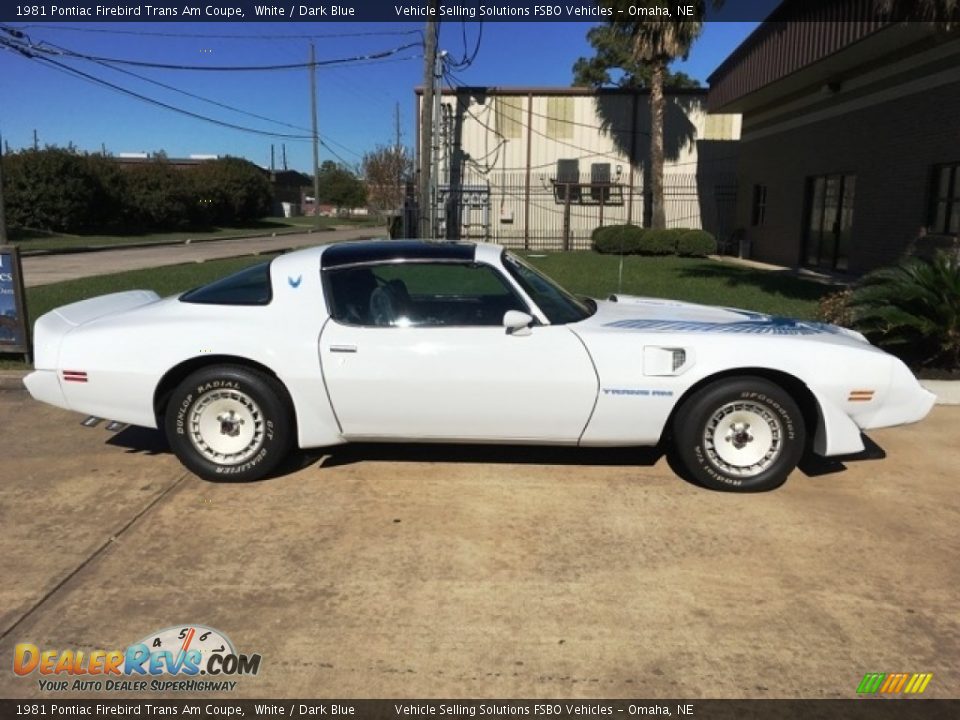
<box><xmin>627</xmin><ymin>13</ymin><xmax>713</xmax><ymax>229</ymax></box>
<box><xmin>590</xmin><ymin>2</ymin><xmax>719</xmax><ymax>229</ymax></box>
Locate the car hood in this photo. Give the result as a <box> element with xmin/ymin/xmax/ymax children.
<box><xmin>581</xmin><ymin>293</ymin><xmax>870</xmax><ymax>345</ymax></box>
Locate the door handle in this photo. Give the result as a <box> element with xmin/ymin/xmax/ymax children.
<box><xmin>329</xmin><ymin>345</ymin><xmax>357</xmax><ymax>353</ymax></box>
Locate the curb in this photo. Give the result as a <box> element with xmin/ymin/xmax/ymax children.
<box><xmin>17</xmin><ymin>226</ymin><xmax>341</xmax><ymax>257</ymax></box>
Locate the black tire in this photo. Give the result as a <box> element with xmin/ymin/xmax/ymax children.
<box><xmin>163</xmin><ymin>365</ymin><xmax>294</xmax><ymax>482</ymax></box>
<box><xmin>671</xmin><ymin>376</ymin><xmax>806</xmax><ymax>492</ymax></box>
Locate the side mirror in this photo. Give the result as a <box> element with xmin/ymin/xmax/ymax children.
<box><xmin>503</xmin><ymin>310</ymin><xmax>533</xmax><ymax>336</ymax></box>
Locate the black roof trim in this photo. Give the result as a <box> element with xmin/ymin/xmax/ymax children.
<box><xmin>321</xmin><ymin>241</ymin><xmax>476</xmax><ymax>269</ymax></box>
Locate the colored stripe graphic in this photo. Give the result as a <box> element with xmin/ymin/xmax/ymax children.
<box><xmin>857</xmin><ymin>673</ymin><xmax>886</xmax><ymax>693</ymax></box>
<box><xmin>904</xmin><ymin>673</ymin><xmax>933</xmax><ymax>694</ymax></box>
<box><xmin>857</xmin><ymin>672</ymin><xmax>932</xmax><ymax>694</ymax></box>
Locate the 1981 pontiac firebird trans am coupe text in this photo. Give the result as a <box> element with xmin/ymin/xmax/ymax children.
<box><xmin>24</xmin><ymin>241</ymin><xmax>935</xmax><ymax>492</ymax></box>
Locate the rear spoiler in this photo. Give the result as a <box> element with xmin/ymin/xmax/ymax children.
<box><xmin>51</xmin><ymin>290</ymin><xmax>161</xmax><ymax>327</ymax></box>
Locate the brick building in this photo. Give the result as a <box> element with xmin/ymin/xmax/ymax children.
<box><xmin>707</xmin><ymin>1</ymin><xmax>960</xmax><ymax>273</ymax></box>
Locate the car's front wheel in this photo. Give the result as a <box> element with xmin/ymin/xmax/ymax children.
<box><xmin>671</xmin><ymin>376</ymin><xmax>806</xmax><ymax>492</ymax></box>
<box><xmin>164</xmin><ymin>365</ymin><xmax>294</xmax><ymax>482</ymax></box>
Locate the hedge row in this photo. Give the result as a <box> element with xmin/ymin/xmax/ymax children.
<box><xmin>3</xmin><ymin>148</ymin><xmax>272</xmax><ymax>234</ymax></box>
<box><xmin>591</xmin><ymin>224</ymin><xmax>717</xmax><ymax>257</ymax></box>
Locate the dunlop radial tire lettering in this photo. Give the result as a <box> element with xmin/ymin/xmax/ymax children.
<box><xmin>164</xmin><ymin>365</ymin><xmax>294</xmax><ymax>482</ymax></box>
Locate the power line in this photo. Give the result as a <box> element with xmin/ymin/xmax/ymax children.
<box><xmin>39</xmin><ymin>40</ymin><xmax>316</xmax><ymax>135</ymax></box>
<box><xmin>22</xmin><ymin>38</ymin><xmax>423</xmax><ymax>72</ymax></box>
<box><xmin>0</xmin><ymin>40</ymin><xmax>313</xmax><ymax>141</ymax></box>
<box><xmin>9</xmin><ymin>24</ymin><xmax>423</xmax><ymax>41</ymax></box>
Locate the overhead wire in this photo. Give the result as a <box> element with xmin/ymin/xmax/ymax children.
<box><xmin>0</xmin><ymin>27</ymin><xmax>410</xmax><ymax>157</ymax></box>
<box><xmin>8</xmin><ymin>24</ymin><xmax>423</xmax><ymax>41</ymax></box>
<box><xmin>15</xmin><ymin>35</ymin><xmax>423</xmax><ymax>72</ymax></box>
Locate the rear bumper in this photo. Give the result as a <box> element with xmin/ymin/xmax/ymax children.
<box><xmin>23</xmin><ymin>370</ymin><xmax>70</xmax><ymax>411</ymax></box>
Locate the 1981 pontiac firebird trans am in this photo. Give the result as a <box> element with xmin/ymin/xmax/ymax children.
<box><xmin>24</xmin><ymin>240</ymin><xmax>935</xmax><ymax>492</ymax></box>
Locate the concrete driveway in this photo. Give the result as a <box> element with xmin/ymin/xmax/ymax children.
<box><xmin>0</xmin><ymin>385</ymin><xmax>957</xmax><ymax>699</ymax></box>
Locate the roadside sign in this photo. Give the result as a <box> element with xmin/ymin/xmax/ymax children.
<box><xmin>0</xmin><ymin>245</ymin><xmax>30</xmax><ymax>360</ymax></box>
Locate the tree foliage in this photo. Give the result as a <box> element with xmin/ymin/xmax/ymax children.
<box><xmin>317</xmin><ymin>160</ymin><xmax>367</xmax><ymax>211</ymax></box>
<box><xmin>2</xmin><ymin>148</ymin><xmax>273</xmax><ymax>234</ymax></box>
<box><xmin>190</xmin><ymin>157</ymin><xmax>272</xmax><ymax>225</ymax></box>
<box><xmin>572</xmin><ymin>22</ymin><xmax>700</xmax><ymax>89</ymax></box>
<box><xmin>361</xmin><ymin>144</ymin><xmax>413</xmax><ymax>220</ymax></box>
<box><xmin>4</xmin><ymin>148</ymin><xmax>111</xmax><ymax>232</ymax></box>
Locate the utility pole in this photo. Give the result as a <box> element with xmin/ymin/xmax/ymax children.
<box><xmin>282</xmin><ymin>144</ymin><xmax>288</xmax><ymax>171</ymax></box>
<box><xmin>418</xmin><ymin>8</ymin><xmax>437</xmax><ymax>239</ymax></box>
<box><xmin>0</xmin><ymin>131</ymin><xmax>7</xmax><ymax>243</ymax></box>
<box><xmin>394</xmin><ymin>102</ymin><xmax>401</xmax><ymax>150</ymax></box>
<box><xmin>32</xmin><ymin>129</ymin><xmax>38</xmax><ymax>151</ymax></box>
<box><xmin>431</xmin><ymin>50</ymin><xmax>446</xmax><ymax>240</ymax></box>
<box><xmin>270</xmin><ymin>144</ymin><xmax>275</xmax><ymax>172</ymax></box>
<box><xmin>309</xmin><ymin>43</ymin><xmax>321</xmax><ymax>230</ymax></box>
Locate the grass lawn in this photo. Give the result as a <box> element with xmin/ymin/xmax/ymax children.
<box><xmin>521</xmin><ymin>251</ymin><xmax>831</xmax><ymax>319</ymax></box>
<box><xmin>8</xmin><ymin>216</ymin><xmax>382</xmax><ymax>253</ymax></box>
<box><xmin>0</xmin><ymin>251</ymin><xmax>832</xmax><ymax>369</ymax></box>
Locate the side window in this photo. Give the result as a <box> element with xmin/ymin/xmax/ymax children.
<box><xmin>180</xmin><ymin>262</ymin><xmax>272</xmax><ymax>305</ymax></box>
<box><xmin>325</xmin><ymin>262</ymin><xmax>527</xmax><ymax>327</ymax></box>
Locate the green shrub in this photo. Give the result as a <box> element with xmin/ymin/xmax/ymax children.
<box><xmin>676</xmin><ymin>229</ymin><xmax>717</xmax><ymax>257</ymax></box>
<box><xmin>4</xmin><ymin>148</ymin><xmax>113</xmax><ymax>233</ymax></box>
<box><xmin>849</xmin><ymin>252</ymin><xmax>960</xmax><ymax>369</ymax></box>
<box><xmin>637</xmin><ymin>228</ymin><xmax>684</xmax><ymax>255</ymax></box>
<box><xmin>190</xmin><ymin>157</ymin><xmax>272</xmax><ymax>225</ymax></box>
<box><xmin>816</xmin><ymin>289</ymin><xmax>854</xmax><ymax>327</ymax></box>
<box><xmin>123</xmin><ymin>161</ymin><xmax>196</xmax><ymax>231</ymax></box>
<box><xmin>592</xmin><ymin>224</ymin><xmax>645</xmax><ymax>254</ymax></box>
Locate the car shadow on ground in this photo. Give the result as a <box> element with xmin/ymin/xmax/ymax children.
<box><xmin>105</xmin><ymin>427</ymin><xmax>667</xmax><ymax>483</ymax></box>
<box><xmin>104</xmin><ymin>426</ymin><xmax>887</xmax><ymax>487</ymax></box>
<box><xmin>798</xmin><ymin>434</ymin><xmax>887</xmax><ymax>476</ymax></box>
<box><xmin>308</xmin><ymin>443</ymin><xmax>665</xmax><ymax>471</ymax></box>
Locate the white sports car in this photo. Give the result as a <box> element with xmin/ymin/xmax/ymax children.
<box><xmin>24</xmin><ymin>240</ymin><xmax>935</xmax><ymax>492</ymax></box>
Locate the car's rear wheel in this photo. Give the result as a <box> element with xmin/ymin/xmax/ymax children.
<box><xmin>671</xmin><ymin>376</ymin><xmax>806</xmax><ymax>492</ymax></box>
<box><xmin>164</xmin><ymin>365</ymin><xmax>293</xmax><ymax>482</ymax></box>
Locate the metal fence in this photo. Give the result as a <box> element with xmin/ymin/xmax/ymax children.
<box><xmin>409</xmin><ymin>171</ymin><xmax>738</xmax><ymax>251</ymax></box>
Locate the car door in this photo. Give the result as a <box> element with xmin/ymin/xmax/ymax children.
<box><xmin>319</xmin><ymin>261</ymin><xmax>598</xmax><ymax>442</ymax></box>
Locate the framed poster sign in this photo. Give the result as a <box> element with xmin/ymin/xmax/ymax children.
<box><xmin>0</xmin><ymin>245</ymin><xmax>30</xmax><ymax>359</ymax></box>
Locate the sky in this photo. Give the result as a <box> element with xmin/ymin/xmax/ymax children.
<box><xmin>0</xmin><ymin>20</ymin><xmax>760</xmax><ymax>174</ymax></box>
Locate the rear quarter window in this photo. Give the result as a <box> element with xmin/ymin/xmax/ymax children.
<box><xmin>180</xmin><ymin>262</ymin><xmax>273</xmax><ymax>305</ymax></box>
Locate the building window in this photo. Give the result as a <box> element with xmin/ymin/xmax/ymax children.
<box><xmin>929</xmin><ymin>163</ymin><xmax>960</xmax><ymax>235</ymax></box>
<box><xmin>546</xmin><ymin>96</ymin><xmax>574</xmax><ymax>140</ymax></box>
<box><xmin>804</xmin><ymin>174</ymin><xmax>855</xmax><ymax>271</ymax></box>
<box><xmin>751</xmin><ymin>184</ymin><xmax>767</xmax><ymax>226</ymax></box>
<box><xmin>495</xmin><ymin>97</ymin><xmax>522</xmax><ymax>139</ymax></box>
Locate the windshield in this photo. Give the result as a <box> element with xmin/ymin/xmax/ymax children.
<box><xmin>502</xmin><ymin>251</ymin><xmax>594</xmax><ymax>325</ymax></box>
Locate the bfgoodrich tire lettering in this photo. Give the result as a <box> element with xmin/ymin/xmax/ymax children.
<box><xmin>164</xmin><ymin>365</ymin><xmax>294</xmax><ymax>482</ymax></box>
<box><xmin>672</xmin><ymin>377</ymin><xmax>806</xmax><ymax>492</ymax></box>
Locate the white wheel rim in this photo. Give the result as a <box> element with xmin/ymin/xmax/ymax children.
<box><xmin>703</xmin><ymin>401</ymin><xmax>783</xmax><ymax>478</ymax></box>
<box><xmin>188</xmin><ymin>389</ymin><xmax>265</xmax><ymax>465</ymax></box>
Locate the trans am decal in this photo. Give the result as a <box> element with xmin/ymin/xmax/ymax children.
<box><xmin>605</xmin><ymin>311</ymin><xmax>843</xmax><ymax>336</ymax></box>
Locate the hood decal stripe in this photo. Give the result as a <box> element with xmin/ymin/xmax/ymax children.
<box><xmin>603</xmin><ymin>318</ymin><xmax>841</xmax><ymax>336</ymax></box>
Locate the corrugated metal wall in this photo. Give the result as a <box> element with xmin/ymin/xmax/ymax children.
<box><xmin>422</xmin><ymin>89</ymin><xmax>740</xmax><ymax>249</ymax></box>
<box><xmin>707</xmin><ymin>0</ymin><xmax>889</xmax><ymax>111</ymax></box>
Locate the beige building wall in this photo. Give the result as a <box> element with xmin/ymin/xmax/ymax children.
<box><xmin>417</xmin><ymin>88</ymin><xmax>740</xmax><ymax>247</ymax></box>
